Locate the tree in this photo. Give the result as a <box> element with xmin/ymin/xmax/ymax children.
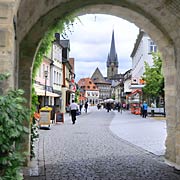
<box><xmin>142</xmin><ymin>52</ymin><xmax>164</xmax><ymax>106</ymax></box>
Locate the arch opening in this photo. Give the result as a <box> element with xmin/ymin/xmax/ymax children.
<box><xmin>16</xmin><ymin>1</ymin><xmax>178</xmax><ymax>168</ymax></box>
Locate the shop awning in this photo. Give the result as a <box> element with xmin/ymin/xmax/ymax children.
<box><xmin>35</xmin><ymin>88</ymin><xmax>60</xmax><ymax>97</ymax></box>
<box><xmin>129</xmin><ymin>84</ymin><xmax>145</xmax><ymax>89</ymax></box>
<box><xmin>128</xmin><ymin>89</ymin><xmax>142</xmax><ymax>96</ymax></box>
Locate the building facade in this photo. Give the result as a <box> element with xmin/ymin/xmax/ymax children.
<box><xmin>61</xmin><ymin>39</ymin><xmax>76</xmax><ymax>113</ymax></box>
<box><xmin>78</xmin><ymin>77</ymin><xmax>99</xmax><ymax>105</ymax></box>
<box><xmin>91</xmin><ymin>67</ymin><xmax>111</xmax><ymax>101</ymax></box>
<box><xmin>130</xmin><ymin>29</ymin><xmax>157</xmax><ymax>86</ymax></box>
<box><xmin>34</xmin><ymin>55</ymin><xmax>60</xmax><ymax>111</ymax></box>
<box><xmin>50</xmin><ymin>33</ymin><xmax>63</xmax><ymax>110</ymax></box>
<box><xmin>129</xmin><ymin>29</ymin><xmax>158</xmax><ymax>106</ymax></box>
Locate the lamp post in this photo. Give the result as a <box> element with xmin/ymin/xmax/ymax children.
<box><xmin>44</xmin><ymin>70</ymin><xmax>48</xmax><ymax>106</ymax></box>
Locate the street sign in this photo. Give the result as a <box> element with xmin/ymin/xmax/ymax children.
<box><xmin>55</xmin><ymin>112</ymin><xmax>64</xmax><ymax>123</ymax></box>
<box><xmin>39</xmin><ymin>107</ymin><xmax>52</xmax><ymax>129</ymax></box>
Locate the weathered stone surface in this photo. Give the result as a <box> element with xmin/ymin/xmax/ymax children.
<box><xmin>1</xmin><ymin>0</ymin><xmax>180</xmax><ymax>168</ymax></box>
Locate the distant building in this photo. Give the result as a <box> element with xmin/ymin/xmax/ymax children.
<box><xmin>130</xmin><ymin>29</ymin><xmax>157</xmax><ymax>89</ymax></box>
<box><xmin>78</xmin><ymin>77</ymin><xmax>99</xmax><ymax>105</ymax></box>
<box><xmin>61</xmin><ymin>39</ymin><xmax>76</xmax><ymax>112</ymax></box>
<box><xmin>129</xmin><ymin>29</ymin><xmax>158</xmax><ymax>105</ymax></box>
<box><xmin>106</xmin><ymin>30</ymin><xmax>119</xmax><ymax>79</ymax></box>
<box><xmin>91</xmin><ymin>30</ymin><xmax>125</xmax><ymax>102</ymax></box>
<box><xmin>123</xmin><ymin>69</ymin><xmax>132</xmax><ymax>96</ymax></box>
<box><xmin>50</xmin><ymin>33</ymin><xmax>63</xmax><ymax>108</ymax></box>
<box><xmin>34</xmin><ymin>33</ymin><xmax>76</xmax><ymax>113</ymax></box>
<box><xmin>91</xmin><ymin>67</ymin><xmax>111</xmax><ymax>101</ymax></box>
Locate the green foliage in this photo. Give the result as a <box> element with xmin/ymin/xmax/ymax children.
<box><xmin>0</xmin><ymin>73</ymin><xmax>10</xmax><ymax>81</ymax></box>
<box><xmin>75</xmin><ymin>88</ymin><xmax>80</xmax><ymax>103</ymax></box>
<box><xmin>30</xmin><ymin>86</ymin><xmax>39</xmax><ymax>160</ymax></box>
<box><xmin>32</xmin><ymin>15</ymin><xmax>77</xmax><ymax>80</ymax></box>
<box><xmin>30</xmin><ymin>15</ymin><xmax>78</xmax><ymax>159</ymax></box>
<box><xmin>111</xmin><ymin>94</ymin><xmax>115</xmax><ymax>100</ymax></box>
<box><xmin>0</xmin><ymin>75</ymin><xmax>30</xmax><ymax>179</ymax></box>
<box><xmin>142</xmin><ymin>52</ymin><xmax>164</xmax><ymax>102</ymax></box>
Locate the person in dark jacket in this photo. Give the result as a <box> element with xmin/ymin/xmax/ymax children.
<box><xmin>142</xmin><ymin>101</ymin><xmax>148</xmax><ymax>118</ymax></box>
<box><xmin>106</xmin><ymin>102</ymin><xmax>111</xmax><ymax>112</ymax></box>
<box><xmin>84</xmin><ymin>101</ymin><xmax>88</xmax><ymax>113</ymax></box>
<box><xmin>79</xmin><ymin>102</ymin><xmax>83</xmax><ymax>114</ymax></box>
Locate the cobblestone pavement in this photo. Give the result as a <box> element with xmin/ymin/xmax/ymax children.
<box><xmin>24</xmin><ymin>108</ymin><xmax>180</xmax><ymax>180</ymax></box>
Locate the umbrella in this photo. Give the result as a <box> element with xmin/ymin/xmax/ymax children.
<box><xmin>105</xmin><ymin>98</ymin><xmax>115</xmax><ymax>103</ymax></box>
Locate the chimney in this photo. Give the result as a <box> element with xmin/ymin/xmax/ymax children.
<box><xmin>55</xmin><ymin>33</ymin><xmax>60</xmax><ymax>42</ymax></box>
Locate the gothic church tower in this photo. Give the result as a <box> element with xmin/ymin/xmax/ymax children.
<box><xmin>107</xmin><ymin>30</ymin><xmax>118</xmax><ymax>79</ymax></box>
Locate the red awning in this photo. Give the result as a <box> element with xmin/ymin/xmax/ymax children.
<box><xmin>128</xmin><ymin>89</ymin><xmax>142</xmax><ymax>96</ymax></box>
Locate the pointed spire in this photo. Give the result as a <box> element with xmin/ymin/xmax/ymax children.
<box><xmin>107</xmin><ymin>30</ymin><xmax>118</xmax><ymax>67</ymax></box>
<box><xmin>109</xmin><ymin>30</ymin><xmax>116</xmax><ymax>60</ymax></box>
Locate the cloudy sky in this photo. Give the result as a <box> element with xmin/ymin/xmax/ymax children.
<box><xmin>65</xmin><ymin>14</ymin><xmax>139</xmax><ymax>81</ymax></box>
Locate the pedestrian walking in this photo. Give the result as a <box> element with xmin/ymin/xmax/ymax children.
<box><xmin>97</xmin><ymin>103</ymin><xmax>101</xmax><ymax>110</ymax></box>
<box><xmin>117</xmin><ymin>102</ymin><xmax>122</xmax><ymax>114</ymax></box>
<box><xmin>69</xmin><ymin>100</ymin><xmax>78</xmax><ymax>124</ymax></box>
<box><xmin>142</xmin><ymin>101</ymin><xmax>148</xmax><ymax>118</ymax></box>
<box><xmin>106</xmin><ymin>102</ymin><xmax>111</xmax><ymax>112</ymax></box>
<box><xmin>84</xmin><ymin>101</ymin><xmax>88</xmax><ymax>113</ymax></box>
<box><xmin>79</xmin><ymin>102</ymin><xmax>83</xmax><ymax>114</ymax></box>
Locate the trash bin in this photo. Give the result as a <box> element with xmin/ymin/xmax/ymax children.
<box><xmin>39</xmin><ymin>106</ymin><xmax>52</xmax><ymax>129</ymax></box>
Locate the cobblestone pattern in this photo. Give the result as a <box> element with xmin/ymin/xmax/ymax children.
<box><xmin>24</xmin><ymin>110</ymin><xmax>180</xmax><ymax>180</ymax></box>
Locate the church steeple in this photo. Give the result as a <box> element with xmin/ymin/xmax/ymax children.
<box><xmin>107</xmin><ymin>30</ymin><xmax>118</xmax><ymax>79</ymax></box>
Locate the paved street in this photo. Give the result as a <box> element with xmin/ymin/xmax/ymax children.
<box><xmin>110</xmin><ymin>110</ymin><xmax>166</xmax><ymax>156</ymax></box>
<box><xmin>24</xmin><ymin>107</ymin><xmax>180</xmax><ymax>180</ymax></box>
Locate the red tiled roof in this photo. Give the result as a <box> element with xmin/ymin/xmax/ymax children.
<box><xmin>78</xmin><ymin>77</ymin><xmax>99</xmax><ymax>91</ymax></box>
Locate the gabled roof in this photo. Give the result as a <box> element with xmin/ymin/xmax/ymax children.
<box><xmin>91</xmin><ymin>67</ymin><xmax>105</xmax><ymax>82</ymax></box>
<box><xmin>131</xmin><ymin>29</ymin><xmax>145</xmax><ymax>58</ymax></box>
<box><xmin>91</xmin><ymin>67</ymin><xmax>111</xmax><ymax>85</ymax></box>
<box><xmin>78</xmin><ymin>77</ymin><xmax>99</xmax><ymax>91</ymax></box>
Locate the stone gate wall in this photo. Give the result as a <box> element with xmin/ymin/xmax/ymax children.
<box><xmin>0</xmin><ymin>0</ymin><xmax>180</xmax><ymax>169</ymax></box>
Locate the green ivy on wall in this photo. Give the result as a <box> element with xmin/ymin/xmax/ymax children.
<box><xmin>31</xmin><ymin>14</ymin><xmax>78</xmax><ymax>159</ymax></box>
<box><xmin>32</xmin><ymin>15</ymin><xmax>77</xmax><ymax>80</ymax></box>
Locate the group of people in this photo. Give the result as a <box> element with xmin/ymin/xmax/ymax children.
<box><xmin>69</xmin><ymin>100</ymin><xmax>88</xmax><ymax>124</ymax></box>
<box><xmin>69</xmin><ymin>99</ymin><xmax>150</xmax><ymax>124</ymax></box>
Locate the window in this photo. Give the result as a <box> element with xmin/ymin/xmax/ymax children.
<box><xmin>54</xmin><ymin>71</ymin><xmax>56</xmax><ymax>83</ymax></box>
<box><xmin>59</xmin><ymin>73</ymin><xmax>61</xmax><ymax>85</ymax></box>
<box><xmin>57</xmin><ymin>72</ymin><xmax>58</xmax><ymax>84</ymax></box>
<box><xmin>148</xmin><ymin>40</ymin><xmax>157</xmax><ymax>53</ymax></box>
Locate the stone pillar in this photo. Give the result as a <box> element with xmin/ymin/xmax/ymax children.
<box><xmin>0</xmin><ymin>0</ymin><xmax>31</xmax><ymax>165</ymax></box>
<box><xmin>0</xmin><ymin>1</ymin><xmax>17</xmax><ymax>93</ymax></box>
<box><xmin>174</xmin><ymin>38</ymin><xmax>180</xmax><ymax>169</ymax></box>
<box><xmin>18</xmin><ymin>41</ymin><xmax>35</xmax><ymax>164</ymax></box>
<box><xmin>162</xmin><ymin>43</ymin><xmax>180</xmax><ymax>169</ymax></box>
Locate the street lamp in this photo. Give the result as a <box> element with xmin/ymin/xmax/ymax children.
<box><xmin>44</xmin><ymin>70</ymin><xmax>48</xmax><ymax>106</ymax></box>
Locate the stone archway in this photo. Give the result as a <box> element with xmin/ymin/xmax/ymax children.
<box><xmin>0</xmin><ymin>0</ymin><xmax>180</xmax><ymax>169</ymax></box>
